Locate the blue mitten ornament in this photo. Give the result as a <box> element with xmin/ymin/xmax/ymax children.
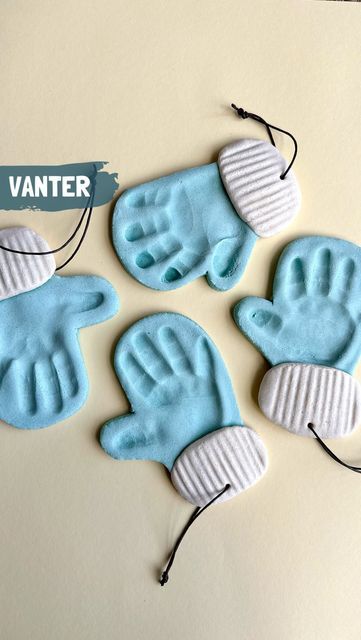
<box><xmin>113</xmin><ymin>135</ymin><xmax>300</xmax><ymax>291</ymax></box>
<box><xmin>100</xmin><ymin>312</ymin><xmax>267</xmax><ymax>584</ymax></box>
<box><xmin>0</xmin><ymin>226</ymin><xmax>119</xmax><ymax>429</ymax></box>
<box><xmin>100</xmin><ymin>312</ymin><xmax>267</xmax><ymax>506</ymax></box>
<box><xmin>234</xmin><ymin>236</ymin><xmax>361</xmax><ymax>443</ymax></box>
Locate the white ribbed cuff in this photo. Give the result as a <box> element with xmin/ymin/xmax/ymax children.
<box><xmin>171</xmin><ymin>426</ymin><xmax>267</xmax><ymax>507</ymax></box>
<box><xmin>259</xmin><ymin>362</ymin><xmax>361</xmax><ymax>438</ymax></box>
<box><xmin>218</xmin><ymin>138</ymin><xmax>301</xmax><ymax>237</ymax></box>
<box><xmin>0</xmin><ymin>227</ymin><xmax>55</xmax><ymax>300</ymax></box>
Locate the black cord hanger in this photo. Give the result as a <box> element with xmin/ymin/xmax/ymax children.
<box><xmin>160</xmin><ymin>483</ymin><xmax>231</xmax><ymax>587</ymax></box>
<box><xmin>308</xmin><ymin>423</ymin><xmax>361</xmax><ymax>473</ymax></box>
<box><xmin>0</xmin><ymin>177</ymin><xmax>96</xmax><ymax>270</ymax></box>
<box><xmin>231</xmin><ymin>103</ymin><xmax>298</xmax><ymax>180</ymax></box>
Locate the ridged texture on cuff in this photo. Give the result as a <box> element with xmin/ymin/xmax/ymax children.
<box><xmin>259</xmin><ymin>363</ymin><xmax>361</xmax><ymax>438</ymax></box>
<box><xmin>218</xmin><ymin>138</ymin><xmax>301</xmax><ymax>237</ymax></box>
<box><xmin>0</xmin><ymin>227</ymin><xmax>55</xmax><ymax>300</ymax></box>
<box><xmin>171</xmin><ymin>426</ymin><xmax>267</xmax><ymax>507</ymax></box>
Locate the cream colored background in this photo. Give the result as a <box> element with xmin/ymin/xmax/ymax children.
<box><xmin>0</xmin><ymin>1</ymin><xmax>360</xmax><ymax>639</ymax></box>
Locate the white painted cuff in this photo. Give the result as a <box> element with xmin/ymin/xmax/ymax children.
<box><xmin>259</xmin><ymin>362</ymin><xmax>361</xmax><ymax>438</ymax></box>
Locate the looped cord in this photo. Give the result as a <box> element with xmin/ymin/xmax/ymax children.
<box><xmin>231</xmin><ymin>103</ymin><xmax>298</xmax><ymax>180</ymax></box>
<box><xmin>159</xmin><ymin>483</ymin><xmax>231</xmax><ymax>587</ymax></box>
<box><xmin>0</xmin><ymin>173</ymin><xmax>96</xmax><ymax>271</ymax></box>
<box><xmin>308</xmin><ymin>423</ymin><xmax>361</xmax><ymax>473</ymax></box>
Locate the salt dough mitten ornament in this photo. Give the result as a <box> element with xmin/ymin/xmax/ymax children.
<box><xmin>100</xmin><ymin>312</ymin><xmax>267</xmax><ymax>585</ymax></box>
<box><xmin>234</xmin><ymin>236</ymin><xmax>361</xmax><ymax>472</ymax></box>
<box><xmin>112</xmin><ymin>105</ymin><xmax>300</xmax><ymax>291</ymax></box>
<box><xmin>0</xmin><ymin>225</ymin><xmax>119</xmax><ymax>429</ymax></box>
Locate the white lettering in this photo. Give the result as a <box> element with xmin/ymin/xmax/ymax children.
<box><xmin>63</xmin><ymin>176</ymin><xmax>75</xmax><ymax>197</ymax></box>
<box><xmin>22</xmin><ymin>176</ymin><xmax>34</xmax><ymax>197</ymax></box>
<box><xmin>47</xmin><ymin>176</ymin><xmax>62</xmax><ymax>197</ymax></box>
<box><xmin>76</xmin><ymin>176</ymin><xmax>90</xmax><ymax>197</ymax></box>
<box><xmin>34</xmin><ymin>176</ymin><xmax>48</xmax><ymax>197</ymax></box>
<box><xmin>8</xmin><ymin>175</ymin><xmax>93</xmax><ymax>198</ymax></box>
<box><xmin>9</xmin><ymin>176</ymin><xmax>22</xmax><ymax>197</ymax></box>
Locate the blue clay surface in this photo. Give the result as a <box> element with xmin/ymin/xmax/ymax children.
<box><xmin>234</xmin><ymin>236</ymin><xmax>361</xmax><ymax>374</ymax></box>
<box><xmin>112</xmin><ymin>163</ymin><xmax>257</xmax><ymax>291</ymax></box>
<box><xmin>100</xmin><ymin>312</ymin><xmax>242</xmax><ymax>470</ymax></box>
<box><xmin>0</xmin><ymin>274</ymin><xmax>119</xmax><ymax>429</ymax></box>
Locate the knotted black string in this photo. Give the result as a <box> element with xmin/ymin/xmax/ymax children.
<box><xmin>55</xmin><ymin>204</ymin><xmax>93</xmax><ymax>271</ymax></box>
<box><xmin>231</xmin><ymin>104</ymin><xmax>298</xmax><ymax>180</ymax></box>
<box><xmin>308</xmin><ymin>423</ymin><xmax>361</xmax><ymax>473</ymax></box>
<box><xmin>160</xmin><ymin>483</ymin><xmax>231</xmax><ymax>587</ymax></box>
<box><xmin>0</xmin><ymin>177</ymin><xmax>95</xmax><ymax>271</ymax></box>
